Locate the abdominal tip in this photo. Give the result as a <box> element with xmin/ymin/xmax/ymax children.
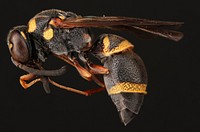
<box><xmin>120</xmin><ymin>108</ymin><xmax>136</xmax><ymax>126</ymax></box>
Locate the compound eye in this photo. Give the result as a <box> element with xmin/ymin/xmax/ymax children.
<box><xmin>8</xmin><ymin>31</ymin><xmax>29</xmax><ymax>63</ymax></box>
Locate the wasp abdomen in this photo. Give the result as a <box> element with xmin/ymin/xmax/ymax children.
<box><xmin>110</xmin><ymin>93</ymin><xmax>144</xmax><ymax>125</ymax></box>
<box><xmin>91</xmin><ymin>34</ymin><xmax>148</xmax><ymax>125</ymax></box>
<box><xmin>103</xmin><ymin>50</ymin><xmax>147</xmax><ymax>125</ymax></box>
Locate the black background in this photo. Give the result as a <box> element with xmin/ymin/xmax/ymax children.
<box><xmin>0</xmin><ymin>0</ymin><xmax>199</xmax><ymax>132</ymax></box>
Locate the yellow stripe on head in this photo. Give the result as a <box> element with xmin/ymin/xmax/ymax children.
<box><xmin>28</xmin><ymin>18</ymin><xmax>37</xmax><ymax>33</ymax></box>
<box><xmin>20</xmin><ymin>31</ymin><xmax>27</xmax><ymax>40</ymax></box>
<box><xmin>8</xmin><ymin>43</ymin><xmax>13</xmax><ymax>50</ymax></box>
<box><xmin>108</xmin><ymin>82</ymin><xmax>147</xmax><ymax>95</ymax></box>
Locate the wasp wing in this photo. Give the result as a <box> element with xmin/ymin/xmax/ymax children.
<box><xmin>61</xmin><ymin>16</ymin><xmax>183</xmax><ymax>27</ymax></box>
<box><xmin>54</xmin><ymin>16</ymin><xmax>183</xmax><ymax>41</ymax></box>
<box><xmin>107</xmin><ymin>25</ymin><xmax>183</xmax><ymax>41</ymax></box>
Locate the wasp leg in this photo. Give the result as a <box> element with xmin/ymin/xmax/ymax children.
<box><xmin>48</xmin><ymin>78</ymin><xmax>105</xmax><ymax>96</ymax></box>
<box><xmin>78</xmin><ymin>53</ymin><xmax>109</xmax><ymax>75</ymax></box>
<box><xmin>83</xmin><ymin>66</ymin><xmax>106</xmax><ymax>94</ymax></box>
<box><xmin>91</xmin><ymin>75</ymin><xmax>105</xmax><ymax>88</ymax></box>
<box><xmin>53</xmin><ymin>54</ymin><xmax>92</xmax><ymax>81</ymax></box>
<box><xmin>20</xmin><ymin>72</ymin><xmax>105</xmax><ymax>95</ymax></box>
<box><xmin>85</xmin><ymin>65</ymin><xmax>105</xmax><ymax>88</ymax></box>
<box><xmin>73</xmin><ymin>59</ymin><xmax>92</xmax><ymax>81</ymax></box>
<box><xmin>20</xmin><ymin>74</ymin><xmax>51</xmax><ymax>93</ymax></box>
<box><xmin>12</xmin><ymin>58</ymin><xmax>65</xmax><ymax>93</ymax></box>
<box><xmin>87</xmin><ymin>63</ymin><xmax>109</xmax><ymax>74</ymax></box>
<box><xmin>41</xmin><ymin>76</ymin><xmax>51</xmax><ymax>94</ymax></box>
<box><xmin>19</xmin><ymin>74</ymin><xmax>41</xmax><ymax>89</ymax></box>
<box><xmin>84</xmin><ymin>87</ymin><xmax>106</xmax><ymax>96</ymax></box>
<box><xmin>11</xmin><ymin>58</ymin><xmax>67</xmax><ymax>76</ymax></box>
<box><xmin>52</xmin><ymin>54</ymin><xmax>74</xmax><ymax>66</ymax></box>
<box><xmin>86</xmin><ymin>67</ymin><xmax>106</xmax><ymax>90</ymax></box>
<box><xmin>48</xmin><ymin>78</ymin><xmax>89</xmax><ymax>96</ymax></box>
<box><xmin>78</xmin><ymin>53</ymin><xmax>106</xmax><ymax>88</ymax></box>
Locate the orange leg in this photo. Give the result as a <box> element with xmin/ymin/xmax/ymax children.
<box><xmin>84</xmin><ymin>87</ymin><xmax>106</xmax><ymax>96</ymax></box>
<box><xmin>20</xmin><ymin>74</ymin><xmax>105</xmax><ymax>96</ymax></box>
<box><xmin>78</xmin><ymin>53</ymin><xmax>109</xmax><ymax>75</ymax></box>
<box><xmin>19</xmin><ymin>74</ymin><xmax>41</xmax><ymax>89</ymax></box>
<box><xmin>73</xmin><ymin>59</ymin><xmax>92</xmax><ymax>81</ymax></box>
<box><xmin>53</xmin><ymin>54</ymin><xmax>108</xmax><ymax>90</ymax></box>
<box><xmin>88</xmin><ymin>63</ymin><xmax>109</xmax><ymax>75</ymax></box>
<box><xmin>48</xmin><ymin>78</ymin><xmax>105</xmax><ymax>96</ymax></box>
<box><xmin>16</xmin><ymin>54</ymin><xmax>106</xmax><ymax>95</ymax></box>
<box><xmin>48</xmin><ymin>78</ymin><xmax>89</xmax><ymax>96</ymax></box>
<box><xmin>53</xmin><ymin>54</ymin><xmax>92</xmax><ymax>81</ymax></box>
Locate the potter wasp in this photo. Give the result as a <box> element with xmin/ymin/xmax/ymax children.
<box><xmin>7</xmin><ymin>9</ymin><xmax>183</xmax><ymax>125</ymax></box>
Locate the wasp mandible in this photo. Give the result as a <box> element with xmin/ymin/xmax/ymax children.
<box><xmin>7</xmin><ymin>9</ymin><xmax>183</xmax><ymax>125</ymax></box>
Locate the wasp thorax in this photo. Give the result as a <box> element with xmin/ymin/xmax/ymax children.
<box><xmin>7</xmin><ymin>29</ymin><xmax>30</xmax><ymax>63</ymax></box>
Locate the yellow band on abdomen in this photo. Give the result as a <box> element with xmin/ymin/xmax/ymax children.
<box><xmin>107</xmin><ymin>82</ymin><xmax>147</xmax><ymax>95</ymax></box>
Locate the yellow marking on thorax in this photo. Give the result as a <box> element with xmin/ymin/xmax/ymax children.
<box><xmin>103</xmin><ymin>36</ymin><xmax>134</xmax><ymax>56</ymax></box>
<box><xmin>49</xmin><ymin>19</ymin><xmax>54</xmax><ymax>26</ymax></box>
<box><xmin>58</xmin><ymin>15</ymin><xmax>65</xmax><ymax>20</ymax></box>
<box><xmin>107</xmin><ymin>82</ymin><xmax>147</xmax><ymax>95</ymax></box>
<box><xmin>43</xmin><ymin>28</ymin><xmax>54</xmax><ymax>41</ymax></box>
<box><xmin>8</xmin><ymin>43</ymin><xmax>13</xmax><ymax>50</ymax></box>
<box><xmin>28</xmin><ymin>18</ymin><xmax>37</xmax><ymax>33</ymax></box>
<box><xmin>20</xmin><ymin>31</ymin><xmax>27</xmax><ymax>40</ymax></box>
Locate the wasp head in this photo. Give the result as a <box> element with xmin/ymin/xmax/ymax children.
<box><xmin>7</xmin><ymin>26</ymin><xmax>33</xmax><ymax>63</ymax></box>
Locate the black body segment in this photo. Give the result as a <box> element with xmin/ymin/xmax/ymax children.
<box><xmin>91</xmin><ymin>34</ymin><xmax>148</xmax><ymax>125</ymax></box>
<box><xmin>104</xmin><ymin>51</ymin><xmax>147</xmax><ymax>125</ymax></box>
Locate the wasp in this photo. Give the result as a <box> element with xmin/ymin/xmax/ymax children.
<box><xmin>7</xmin><ymin>9</ymin><xmax>183</xmax><ymax>125</ymax></box>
